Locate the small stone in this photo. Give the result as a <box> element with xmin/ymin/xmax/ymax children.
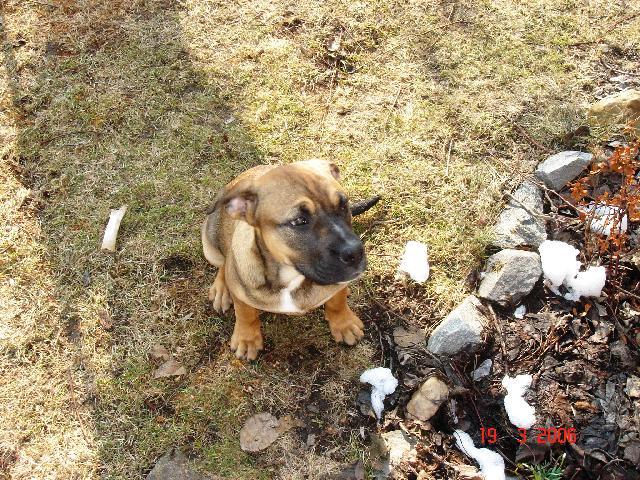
<box><xmin>588</xmin><ymin>89</ymin><xmax>640</xmax><ymax>134</ymax></box>
<box><xmin>472</xmin><ymin>359</ymin><xmax>492</xmax><ymax>381</ymax></box>
<box><xmin>535</xmin><ymin>151</ymin><xmax>594</xmax><ymax>191</ymax></box>
<box><xmin>624</xmin><ymin>442</ymin><xmax>640</xmax><ymax>465</ymax></box>
<box><xmin>427</xmin><ymin>296</ymin><xmax>487</xmax><ymax>356</ymax></box>
<box><xmin>493</xmin><ymin>181</ymin><xmax>546</xmax><ymax>248</ymax></box>
<box><xmin>306</xmin><ymin>433</ymin><xmax>316</xmax><ymax>448</ymax></box>
<box><xmin>406</xmin><ymin>377</ymin><xmax>449</xmax><ymax>421</ymax></box>
<box><xmin>146</xmin><ymin>451</ymin><xmax>207</xmax><ymax>480</ymax></box>
<box><xmin>478</xmin><ymin>249</ymin><xmax>542</xmax><ymax>306</ymax></box>
<box><xmin>624</xmin><ymin>376</ymin><xmax>640</xmax><ymax>398</ymax></box>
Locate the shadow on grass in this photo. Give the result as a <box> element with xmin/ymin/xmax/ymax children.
<box><xmin>1</xmin><ymin>1</ymin><xmax>379</xmax><ymax>478</ymax></box>
<box><xmin>0</xmin><ymin>0</ymin><xmax>267</xmax><ymax>478</ymax></box>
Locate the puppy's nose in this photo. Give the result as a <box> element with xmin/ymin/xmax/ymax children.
<box><xmin>339</xmin><ymin>240</ymin><xmax>364</xmax><ymax>266</ymax></box>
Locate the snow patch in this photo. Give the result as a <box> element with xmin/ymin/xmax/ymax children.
<box><xmin>563</xmin><ymin>266</ymin><xmax>607</xmax><ymax>302</ymax></box>
<box><xmin>502</xmin><ymin>374</ymin><xmax>536</xmax><ymax>429</ymax></box>
<box><xmin>513</xmin><ymin>304</ymin><xmax>526</xmax><ymax>319</ymax></box>
<box><xmin>360</xmin><ymin>367</ymin><xmax>398</xmax><ymax>419</ymax></box>
<box><xmin>538</xmin><ymin>240</ymin><xmax>606</xmax><ymax>301</ymax></box>
<box><xmin>454</xmin><ymin>430</ymin><xmax>505</xmax><ymax>480</ymax></box>
<box><xmin>582</xmin><ymin>203</ymin><xmax>628</xmax><ymax>236</ymax></box>
<box><xmin>398</xmin><ymin>241</ymin><xmax>430</xmax><ymax>283</ymax></box>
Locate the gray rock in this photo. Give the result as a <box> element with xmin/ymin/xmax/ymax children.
<box><xmin>493</xmin><ymin>181</ymin><xmax>546</xmax><ymax>248</ymax></box>
<box><xmin>535</xmin><ymin>151</ymin><xmax>593</xmax><ymax>191</ymax></box>
<box><xmin>427</xmin><ymin>296</ymin><xmax>487</xmax><ymax>356</ymax></box>
<box><xmin>406</xmin><ymin>377</ymin><xmax>449</xmax><ymax>421</ymax></box>
<box><xmin>510</xmin><ymin>180</ymin><xmax>544</xmax><ymax>211</ymax></box>
<box><xmin>147</xmin><ymin>451</ymin><xmax>208</xmax><ymax>480</ymax></box>
<box><xmin>494</xmin><ymin>207</ymin><xmax>547</xmax><ymax>248</ymax></box>
<box><xmin>471</xmin><ymin>359</ymin><xmax>493</xmax><ymax>381</ymax></box>
<box><xmin>478</xmin><ymin>249</ymin><xmax>542</xmax><ymax>305</ymax></box>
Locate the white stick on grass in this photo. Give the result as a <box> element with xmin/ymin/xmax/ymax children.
<box><xmin>101</xmin><ymin>205</ymin><xmax>127</xmax><ymax>252</ymax></box>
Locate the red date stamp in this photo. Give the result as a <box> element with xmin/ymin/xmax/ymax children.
<box><xmin>480</xmin><ymin>427</ymin><xmax>577</xmax><ymax>445</ymax></box>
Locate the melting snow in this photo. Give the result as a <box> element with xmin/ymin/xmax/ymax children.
<box><xmin>360</xmin><ymin>367</ymin><xmax>398</xmax><ymax>419</ymax></box>
<box><xmin>398</xmin><ymin>241</ymin><xmax>430</xmax><ymax>283</ymax></box>
<box><xmin>582</xmin><ymin>203</ymin><xmax>628</xmax><ymax>236</ymax></box>
<box><xmin>538</xmin><ymin>240</ymin><xmax>606</xmax><ymax>301</ymax></box>
<box><xmin>502</xmin><ymin>374</ymin><xmax>536</xmax><ymax>429</ymax></box>
<box><xmin>454</xmin><ymin>430</ymin><xmax>505</xmax><ymax>480</ymax></box>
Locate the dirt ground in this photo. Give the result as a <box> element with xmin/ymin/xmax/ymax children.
<box><xmin>1</xmin><ymin>0</ymin><xmax>639</xmax><ymax>479</ymax></box>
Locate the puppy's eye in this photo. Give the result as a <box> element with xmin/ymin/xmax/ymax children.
<box><xmin>289</xmin><ymin>216</ymin><xmax>308</xmax><ymax>227</ymax></box>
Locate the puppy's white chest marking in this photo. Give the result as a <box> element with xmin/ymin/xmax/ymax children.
<box><xmin>278</xmin><ymin>266</ymin><xmax>305</xmax><ymax>313</ymax></box>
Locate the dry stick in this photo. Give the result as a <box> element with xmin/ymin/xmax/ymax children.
<box><xmin>505</xmin><ymin>118</ymin><xmax>552</xmax><ymax>153</ymax></box>
<box><xmin>502</xmin><ymin>191</ymin><xmax>553</xmax><ymax>221</ymax></box>
<box><xmin>445</xmin><ymin>138</ymin><xmax>454</xmax><ymax>176</ymax></box>
<box><xmin>600</xmin><ymin>58</ymin><xmax>640</xmax><ymax>77</ymax></box>
<box><xmin>486</xmin><ymin>304</ymin><xmax>507</xmax><ymax>362</ymax></box>
<box><xmin>384</xmin><ymin>85</ymin><xmax>403</xmax><ymax>129</ymax></box>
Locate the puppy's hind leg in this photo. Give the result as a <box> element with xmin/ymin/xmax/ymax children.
<box><xmin>209</xmin><ymin>267</ymin><xmax>233</xmax><ymax>313</ymax></box>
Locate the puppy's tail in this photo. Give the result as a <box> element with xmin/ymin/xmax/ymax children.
<box><xmin>350</xmin><ymin>195</ymin><xmax>381</xmax><ymax>216</ymax></box>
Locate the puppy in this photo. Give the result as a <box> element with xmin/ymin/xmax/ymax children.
<box><xmin>202</xmin><ymin>160</ymin><xmax>372</xmax><ymax>360</ymax></box>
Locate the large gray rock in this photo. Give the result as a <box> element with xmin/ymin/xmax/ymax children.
<box><xmin>147</xmin><ymin>451</ymin><xmax>209</xmax><ymax>480</ymax></box>
<box><xmin>406</xmin><ymin>377</ymin><xmax>449</xmax><ymax>421</ymax></box>
<box><xmin>510</xmin><ymin>180</ymin><xmax>544</xmax><ymax>211</ymax></box>
<box><xmin>427</xmin><ymin>296</ymin><xmax>487</xmax><ymax>356</ymax></box>
<box><xmin>493</xmin><ymin>181</ymin><xmax>546</xmax><ymax>248</ymax></box>
<box><xmin>478</xmin><ymin>249</ymin><xmax>542</xmax><ymax>306</ymax></box>
<box><xmin>535</xmin><ymin>151</ymin><xmax>593</xmax><ymax>191</ymax></box>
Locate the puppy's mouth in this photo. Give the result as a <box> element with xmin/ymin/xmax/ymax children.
<box><xmin>295</xmin><ymin>256</ymin><xmax>366</xmax><ymax>286</ymax></box>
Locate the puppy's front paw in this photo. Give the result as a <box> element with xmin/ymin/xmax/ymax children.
<box><xmin>327</xmin><ymin>309</ymin><xmax>365</xmax><ymax>346</ymax></box>
<box><xmin>209</xmin><ymin>274</ymin><xmax>232</xmax><ymax>313</ymax></box>
<box><xmin>230</xmin><ymin>329</ymin><xmax>264</xmax><ymax>361</ymax></box>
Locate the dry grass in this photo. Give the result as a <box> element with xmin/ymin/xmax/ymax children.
<box><xmin>1</xmin><ymin>0</ymin><xmax>639</xmax><ymax>478</ymax></box>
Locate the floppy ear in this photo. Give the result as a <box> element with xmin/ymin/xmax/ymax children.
<box><xmin>206</xmin><ymin>179</ymin><xmax>258</xmax><ymax>224</ymax></box>
<box><xmin>298</xmin><ymin>159</ymin><xmax>340</xmax><ymax>181</ymax></box>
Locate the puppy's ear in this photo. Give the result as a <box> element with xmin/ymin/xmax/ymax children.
<box><xmin>208</xmin><ymin>179</ymin><xmax>258</xmax><ymax>224</ymax></box>
<box><xmin>298</xmin><ymin>159</ymin><xmax>340</xmax><ymax>181</ymax></box>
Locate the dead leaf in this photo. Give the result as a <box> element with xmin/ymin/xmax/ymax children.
<box><xmin>97</xmin><ymin>309</ymin><xmax>113</xmax><ymax>331</ymax></box>
<box><xmin>516</xmin><ymin>439</ymin><xmax>550</xmax><ymax>464</ymax></box>
<box><xmin>239</xmin><ymin>413</ymin><xmax>280</xmax><ymax>452</ymax></box>
<box><xmin>153</xmin><ymin>359</ymin><xmax>187</xmax><ymax>378</ymax></box>
<box><xmin>150</xmin><ymin>344</ymin><xmax>172</xmax><ymax>363</ymax></box>
<box><xmin>453</xmin><ymin>464</ymin><xmax>484</xmax><ymax>480</ymax></box>
<box><xmin>575</xmin><ymin>400</ymin><xmax>599</xmax><ymax>413</ymax></box>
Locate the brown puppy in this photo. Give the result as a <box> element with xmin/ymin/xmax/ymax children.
<box><xmin>202</xmin><ymin>160</ymin><xmax>367</xmax><ymax>360</ymax></box>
